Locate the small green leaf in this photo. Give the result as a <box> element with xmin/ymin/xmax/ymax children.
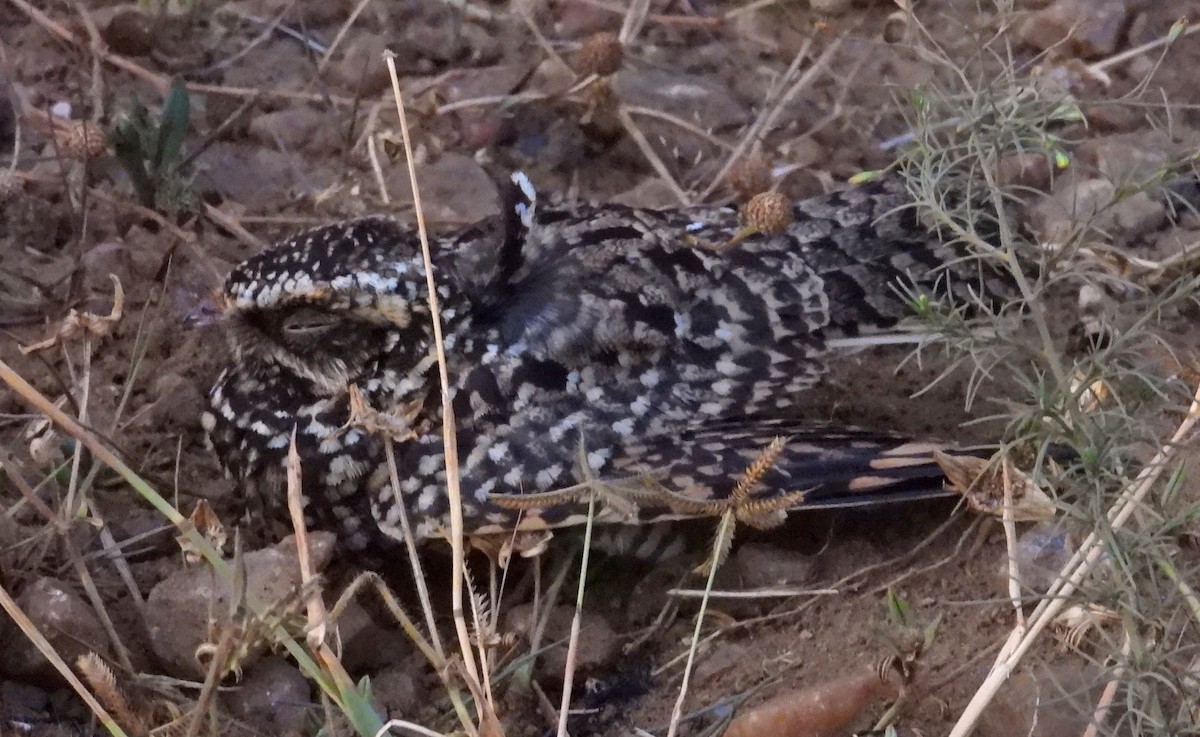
<box><xmin>923</xmin><ymin>613</ymin><xmax>942</xmax><ymax>650</ymax></box>
<box><xmin>849</xmin><ymin>169</ymin><xmax>884</xmax><ymax>185</ymax></box>
<box><xmin>1053</xmin><ymin>150</ymin><xmax>1070</xmax><ymax>169</ymax></box>
<box><xmin>1169</xmin><ymin>18</ymin><xmax>1188</xmax><ymax>42</ymax></box>
<box><xmin>110</xmin><ymin>117</ymin><xmax>155</xmax><ymax>207</ymax></box>
<box><xmin>909</xmin><ymin>292</ymin><xmax>933</xmax><ymax>317</ymax></box>
<box><xmin>153</xmin><ymin>78</ymin><xmax>190</xmax><ymax>178</ymax></box>
<box><xmin>885</xmin><ymin>588</ymin><xmax>911</xmax><ymax>627</ymax></box>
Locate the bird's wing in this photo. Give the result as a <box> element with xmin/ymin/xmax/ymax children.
<box><xmin>378</xmin><ymin>181</ymin><xmax>1000</xmax><ymax>538</ymax></box>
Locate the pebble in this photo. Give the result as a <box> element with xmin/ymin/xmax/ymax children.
<box><xmin>259</xmin><ymin>0</ymin><xmax>356</xmax><ymax>27</ymax></box>
<box><xmin>335</xmin><ymin>599</ymin><xmax>412</xmax><ymax>673</ymax></box>
<box><xmin>730</xmin><ymin>542</ymin><xmax>820</xmax><ymax>589</ymax></box>
<box><xmin>809</xmin><ymin>0</ymin><xmax>853</xmax><ymax>14</ymax></box>
<box><xmin>145</xmin><ymin>533</ymin><xmax>336</xmax><ymax>678</ymax></box>
<box><xmin>146</xmin><ymin>373</ymin><xmax>205</xmax><ymax>431</ymax></box>
<box><xmin>693</xmin><ymin>642</ymin><xmax>751</xmax><ymax>686</ymax></box>
<box><xmin>326</xmin><ymin>33</ymin><xmax>396</xmax><ymax>97</ymax></box>
<box><xmin>370</xmin><ymin>662</ymin><xmax>421</xmax><ymax>718</ymax></box>
<box><xmin>247</xmin><ymin>107</ymin><xmax>342</xmax><ymax>157</ymax></box>
<box><xmin>193</xmin><ymin>143</ymin><xmax>332</xmax><ymax>209</ymax></box>
<box><xmin>225</xmin><ymin>656</ymin><xmax>312</xmax><ymax>734</ymax></box>
<box><xmin>384</xmin><ymin>153</ymin><xmax>500</xmax><ymax>224</ymax></box>
<box><xmin>612</xmin><ymin>68</ymin><xmax>748</xmax><ymax>132</ymax></box>
<box><xmin>1017</xmin><ymin>0</ymin><xmax>1130</xmax><ymax>57</ymax></box>
<box><xmin>611</xmin><ymin>178</ymin><xmax>684</xmax><ymax>209</ymax></box>
<box><xmin>3</xmin><ymin>578</ymin><xmax>109</xmax><ymax>684</ymax></box>
<box><xmin>0</xmin><ymin>679</ymin><xmax>51</xmax><ymax>721</ymax></box>
<box><xmin>106</xmin><ymin>506</ymin><xmax>176</xmax><ymax>562</ymax></box>
<box><xmin>503</xmin><ymin>604</ymin><xmax>619</xmax><ymax>677</ymax></box>
<box><xmin>1028</xmin><ymin>175</ymin><xmax>1115</xmax><ymax>246</ymax></box>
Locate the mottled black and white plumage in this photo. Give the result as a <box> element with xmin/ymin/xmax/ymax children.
<box><xmin>203</xmin><ymin>174</ymin><xmax>1003</xmax><ymax>552</ymax></box>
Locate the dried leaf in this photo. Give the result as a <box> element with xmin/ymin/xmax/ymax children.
<box><xmin>21</xmin><ymin>275</ymin><xmax>124</xmax><ymax>353</ymax></box>
<box><xmin>935</xmin><ymin>451</ymin><xmax>1057</xmax><ymax>521</ymax></box>
<box><xmin>176</xmin><ymin>499</ymin><xmax>226</xmax><ymax>564</ymax></box>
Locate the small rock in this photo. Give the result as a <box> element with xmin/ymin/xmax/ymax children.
<box><xmin>995</xmin><ymin>152</ymin><xmax>1052</xmax><ymax>191</ymax></box>
<box><xmin>4</xmin><ymin>578</ymin><xmax>109</xmax><ymax>684</ymax></box>
<box><xmin>370</xmin><ymin>662</ymin><xmax>420</xmax><ymax>717</ymax></box>
<box><xmin>503</xmin><ymin>604</ymin><xmax>619</xmax><ymax>677</ymax></box>
<box><xmin>610</xmin><ymin>178</ymin><xmax>684</xmax><ymax>209</ymax></box>
<box><xmin>1083</xmin><ymin>103</ymin><xmax>1141</xmax><ymax>133</ymax></box>
<box><xmin>404</xmin><ymin>9</ymin><xmax>467</xmax><ymax>66</ymax></box>
<box><xmin>146</xmin><ymin>373</ymin><xmax>205</xmax><ymax>431</ymax></box>
<box><xmin>261</xmin><ymin>0</ymin><xmax>356</xmax><ymax>26</ymax></box>
<box><xmin>730</xmin><ymin>543</ymin><xmax>819</xmax><ymax>589</ymax></box>
<box><xmin>440</xmin><ymin>63</ymin><xmax>531</xmax><ymax>104</ymax></box>
<box><xmin>554</xmin><ymin>2</ymin><xmax>617</xmax><ymax>38</ymax></box>
<box><xmin>1017</xmin><ymin>0</ymin><xmax>1129</xmax><ymax>57</ymax></box>
<box><xmin>527</xmin><ymin>57</ymin><xmax>577</xmax><ymax>97</ymax></box>
<box><xmin>509</xmin><ymin>113</ymin><xmax>589</xmax><ymax>171</ymax></box>
<box><xmin>612</xmin><ymin>68</ymin><xmax>748</xmax><ymax>131</ymax></box>
<box><xmin>0</xmin><ymin>679</ymin><xmax>51</xmax><ymax>720</ymax></box>
<box><xmin>336</xmin><ymin>599</ymin><xmax>412</xmax><ymax>673</ymax></box>
<box><xmin>1076</xmin><ymin>134</ymin><xmax>1173</xmax><ymax>184</ymax></box>
<box><xmin>145</xmin><ymin>533</ymin><xmax>336</xmax><ymax>678</ymax></box>
<box><xmin>326</xmin><ymin>33</ymin><xmax>395</xmax><ymax>97</ymax></box>
<box><xmin>194</xmin><ymin>143</ymin><xmax>335</xmax><ymax>209</ymax></box>
<box><xmin>693</xmin><ymin>642</ymin><xmax>751</xmax><ymax>686</ymax></box>
<box><xmin>457</xmin><ymin>110</ymin><xmax>509</xmax><ymax>150</ymax></box>
<box><xmin>226</xmin><ymin>657</ymin><xmax>311</xmax><ymax>733</ymax></box>
<box><xmin>977</xmin><ymin>661</ymin><xmax>1102</xmax><ymax>737</ymax></box>
<box><xmin>1028</xmin><ymin>175</ymin><xmax>1115</xmax><ymax>245</ymax></box>
<box><xmin>810</xmin><ymin>0</ymin><xmax>853</xmax><ymax>14</ymax></box>
<box><xmin>81</xmin><ymin>240</ymin><xmax>138</xmax><ymax>296</ymax></box>
<box><xmin>106</xmin><ymin>506</ymin><xmax>175</xmax><ymax>561</ymax></box>
<box><xmin>384</xmin><ymin>153</ymin><xmax>500</xmax><ymax>224</ymax></box>
<box><xmin>248</xmin><ymin>107</ymin><xmax>342</xmax><ymax>157</ymax></box>
<box><xmin>1109</xmin><ymin>190</ymin><xmax>1166</xmax><ymax>240</ymax></box>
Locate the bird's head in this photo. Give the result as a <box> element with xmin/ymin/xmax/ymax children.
<box><xmin>217</xmin><ymin>217</ymin><xmax>439</xmax><ymax>397</ymax></box>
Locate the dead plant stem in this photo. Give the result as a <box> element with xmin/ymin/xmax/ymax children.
<box><xmin>948</xmin><ymin>381</ymin><xmax>1200</xmax><ymax>737</ymax></box>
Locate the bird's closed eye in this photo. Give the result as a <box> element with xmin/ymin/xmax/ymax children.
<box><xmin>280</xmin><ymin>308</ymin><xmax>340</xmax><ymax>340</ymax></box>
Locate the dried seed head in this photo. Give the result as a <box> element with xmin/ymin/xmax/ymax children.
<box><xmin>728</xmin><ymin>155</ymin><xmax>772</xmax><ymax>199</ymax></box>
<box><xmin>576</xmin><ymin>32</ymin><xmax>624</xmax><ymax>77</ymax></box>
<box><xmin>54</xmin><ymin>120</ymin><xmax>109</xmax><ymax>159</ymax></box>
<box><xmin>742</xmin><ymin>191</ymin><xmax>793</xmax><ymax>235</ymax></box>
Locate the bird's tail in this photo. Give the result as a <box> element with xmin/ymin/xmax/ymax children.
<box><xmin>611</xmin><ymin>418</ymin><xmax>972</xmax><ymax>524</ymax></box>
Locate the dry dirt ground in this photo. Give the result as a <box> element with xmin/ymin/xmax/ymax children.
<box><xmin>2</xmin><ymin>0</ymin><xmax>1200</xmax><ymax>736</ymax></box>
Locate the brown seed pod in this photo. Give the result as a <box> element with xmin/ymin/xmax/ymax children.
<box><xmin>742</xmin><ymin>190</ymin><xmax>793</xmax><ymax>235</ymax></box>
<box><xmin>724</xmin><ymin>667</ymin><xmax>902</xmax><ymax>737</ymax></box>
<box><xmin>575</xmin><ymin>32</ymin><xmax>623</xmax><ymax>77</ymax></box>
<box><xmin>54</xmin><ymin>120</ymin><xmax>110</xmax><ymax>159</ymax></box>
<box><xmin>729</xmin><ymin>155</ymin><xmax>772</xmax><ymax>200</ymax></box>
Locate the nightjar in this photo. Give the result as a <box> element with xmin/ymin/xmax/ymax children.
<box><xmin>203</xmin><ymin>174</ymin><xmax>1004</xmax><ymax>553</ymax></box>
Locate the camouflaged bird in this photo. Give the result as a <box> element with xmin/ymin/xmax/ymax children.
<box><xmin>203</xmin><ymin>174</ymin><xmax>1006</xmax><ymax>553</ymax></box>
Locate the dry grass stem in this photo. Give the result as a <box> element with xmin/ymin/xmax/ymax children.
<box><xmin>616</xmin><ymin>106</ymin><xmax>690</xmax><ymax>205</ymax></box>
<box><xmin>0</xmin><ymin>583</ymin><xmax>128</xmax><ymax>737</ymax></box>
<box><xmin>383</xmin><ymin>442</ymin><xmax>446</xmax><ymax>661</ymax></box>
<box><xmin>317</xmin><ymin>0</ymin><xmax>374</xmax><ymax>72</ymax></box>
<box><xmin>386</xmin><ymin>50</ymin><xmax>500</xmax><ymax>736</ymax></box>
<box><xmin>948</xmin><ymin>381</ymin><xmax>1200</xmax><ymax>737</ymax></box>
